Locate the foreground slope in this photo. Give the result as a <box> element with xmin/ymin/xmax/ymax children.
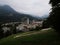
<box><xmin>0</xmin><ymin>28</ymin><xmax>60</xmax><ymax>45</ymax></box>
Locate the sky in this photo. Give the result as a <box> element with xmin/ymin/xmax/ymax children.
<box><xmin>0</xmin><ymin>0</ymin><xmax>51</xmax><ymax>17</ymax></box>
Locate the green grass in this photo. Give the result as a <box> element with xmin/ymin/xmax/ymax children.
<box><xmin>0</xmin><ymin>29</ymin><xmax>60</xmax><ymax>45</ymax></box>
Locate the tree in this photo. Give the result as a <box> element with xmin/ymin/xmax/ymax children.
<box><xmin>47</xmin><ymin>0</ymin><xmax>60</xmax><ymax>33</ymax></box>
<box><xmin>12</xmin><ymin>24</ymin><xmax>17</xmax><ymax>34</ymax></box>
<box><xmin>0</xmin><ymin>24</ymin><xmax>4</xmax><ymax>39</ymax></box>
<box><xmin>49</xmin><ymin>0</ymin><xmax>60</xmax><ymax>7</ymax></box>
<box><xmin>35</xmin><ymin>26</ymin><xmax>41</xmax><ymax>30</ymax></box>
<box><xmin>42</xmin><ymin>20</ymin><xmax>50</xmax><ymax>28</ymax></box>
<box><xmin>5</xmin><ymin>30</ymin><xmax>11</xmax><ymax>37</ymax></box>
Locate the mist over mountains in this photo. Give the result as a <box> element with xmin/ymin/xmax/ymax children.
<box><xmin>0</xmin><ymin>5</ymin><xmax>40</xmax><ymax>22</ymax></box>
<box><xmin>0</xmin><ymin>5</ymin><xmax>48</xmax><ymax>23</ymax></box>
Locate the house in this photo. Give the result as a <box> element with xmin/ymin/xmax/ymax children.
<box><xmin>2</xmin><ymin>27</ymin><xmax>11</xmax><ymax>33</ymax></box>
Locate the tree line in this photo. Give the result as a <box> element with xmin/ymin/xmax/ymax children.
<box><xmin>43</xmin><ymin>0</ymin><xmax>60</xmax><ymax>34</ymax></box>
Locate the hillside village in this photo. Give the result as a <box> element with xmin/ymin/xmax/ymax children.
<box><xmin>1</xmin><ymin>18</ymin><xmax>43</xmax><ymax>33</ymax></box>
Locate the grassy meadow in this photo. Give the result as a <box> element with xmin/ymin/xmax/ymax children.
<box><xmin>0</xmin><ymin>28</ymin><xmax>60</xmax><ymax>45</ymax></box>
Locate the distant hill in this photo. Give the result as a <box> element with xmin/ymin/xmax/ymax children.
<box><xmin>0</xmin><ymin>5</ymin><xmax>38</xmax><ymax>23</ymax></box>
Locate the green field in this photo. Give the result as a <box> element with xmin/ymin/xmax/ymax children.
<box><xmin>0</xmin><ymin>28</ymin><xmax>60</xmax><ymax>45</ymax></box>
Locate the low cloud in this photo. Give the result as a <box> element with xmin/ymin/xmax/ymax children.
<box><xmin>0</xmin><ymin>0</ymin><xmax>51</xmax><ymax>17</ymax></box>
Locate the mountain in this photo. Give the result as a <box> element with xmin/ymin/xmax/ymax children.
<box><xmin>0</xmin><ymin>5</ymin><xmax>38</xmax><ymax>23</ymax></box>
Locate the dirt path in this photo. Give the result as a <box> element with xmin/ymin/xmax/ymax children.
<box><xmin>14</xmin><ymin>28</ymin><xmax>51</xmax><ymax>38</ymax></box>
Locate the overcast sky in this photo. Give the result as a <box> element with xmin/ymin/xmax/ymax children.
<box><xmin>0</xmin><ymin>0</ymin><xmax>51</xmax><ymax>17</ymax></box>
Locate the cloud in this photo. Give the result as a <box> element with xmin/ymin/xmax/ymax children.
<box><xmin>0</xmin><ymin>0</ymin><xmax>51</xmax><ymax>17</ymax></box>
